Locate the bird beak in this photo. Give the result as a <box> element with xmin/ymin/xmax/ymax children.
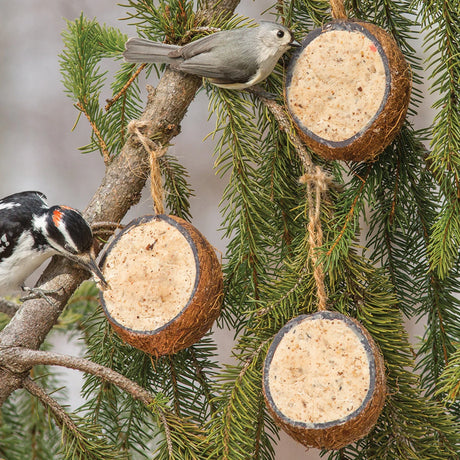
<box><xmin>73</xmin><ymin>252</ymin><xmax>109</xmax><ymax>289</ymax></box>
<box><xmin>290</xmin><ymin>39</ymin><xmax>301</xmax><ymax>48</ymax></box>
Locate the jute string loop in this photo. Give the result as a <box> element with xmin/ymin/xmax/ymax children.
<box><xmin>128</xmin><ymin>120</ymin><xmax>167</xmax><ymax>215</ymax></box>
<box><xmin>299</xmin><ymin>167</ymin><xmax>333</xmax><ymax>311</ymax></box>
<box><xmin>330</xmin><ymin>0</ymin><xmax>348</xmax><ymax>20</ymax></box>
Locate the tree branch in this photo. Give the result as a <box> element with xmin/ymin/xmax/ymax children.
<box><xmin>0</xmin><ymin>0</ymin><xmax>240</xmax><ymax>406</ymax></box>
<box><xmin>22</xmin><ymin>377</ymin><xmax>82</xmax><ymax>437</ymax></box>
<box><xmin>249</xmin><ymin>86</ymin><xmax>315</xmax><ymax>174</ymax></box>
<box><xmin>0</xmin><ymin>347</ymin><xmax>155</xmax><ymax>406</ymax></box>
<box><xmin>20</xmin><ymin>352</ymin><xmax>190</xmax><ymax>455</ymax></box>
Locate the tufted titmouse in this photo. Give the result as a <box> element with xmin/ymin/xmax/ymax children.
<box><xmin>123</xmin><ymin>22</ymin><xmax>300</xmax><ymax>89</ymax></box>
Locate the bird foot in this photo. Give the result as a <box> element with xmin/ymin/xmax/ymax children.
<box><xmin>20</xmin><ymin>286</ymin><xmax>64</xmax><ymax>306</ymax></box>
<box><xmin>246</xmin><ymin>86</ymin><xmax>277</xmax><ymax>100</ymax></box>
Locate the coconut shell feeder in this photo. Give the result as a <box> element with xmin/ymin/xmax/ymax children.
<box><xmin>263</xmin><ymin>311</ymin><xmax>386</xmax><ymax>450</ymax></box>
<box><xmin>285</xmin><ymin>19</ymin><xmax>411</xmax><ymax>162</ymax></box>
<box><xmin>99</xmin><ymin>214</ymin><xmax>223</xmax><ymax>356</ymax></box>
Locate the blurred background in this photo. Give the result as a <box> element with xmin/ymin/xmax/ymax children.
<box><xmin>0</xmin><ymin>1</ymin><xmax>436</xmax><ymax>458</ymax></box>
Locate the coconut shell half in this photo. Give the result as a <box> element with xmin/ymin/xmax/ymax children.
<box><xmin>285</xmin><ymin>20</ymin><xmax>411</xmax><ymax>162</ymax></box>
<box><xmin>99</xmin><ymin>214</ymin><xmax>223</xmax><ymax>356</ymax></box>
<box><xmin>263</xmin><ymin>311</ymin><xmax>386</xmax><ymax>449</ymax></box>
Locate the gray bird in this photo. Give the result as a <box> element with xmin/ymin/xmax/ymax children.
<box><xmin>123</xmin><ymin>21</ymin><xmax>300</xmax><ymax>89</ymax></box>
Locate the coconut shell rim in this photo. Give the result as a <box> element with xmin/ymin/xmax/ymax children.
<box><xmin>286</xmin><ymin>20</ymin><xmax>392</xmax><ymax>149</ymax></box>
<box><xmin>263</xmin><ymin>310</ymin><xmax>380</xmax><ymax>430</ymax></box>
<box><xmin>99</xmin><ymin>214</ymin><xmax>200</xmax><ymax>336</ymax></box>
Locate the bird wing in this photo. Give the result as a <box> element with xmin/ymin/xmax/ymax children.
<box><xmin>172</xmin><ymin>32</ymin><xmax>259</xmax><ymax>83</ymax></box>
<box><xmin>0</xmin><ymin>217</ymin><xmax>22</xmax><ymax>263</ymax></box>
<box><xmin>175</xmin><ymin>53</ymin><xmax>257</xmax><ymax>83</ymax></box>
<box><xmin>167</xmin><ymin>29</ymin><xmax>257</xmax><ymax>83</ymax></box>
<box><xmin>0</xmin><ymin>191</ymin><xmax>48</xmax><ymax>262</ymax></box>
<box><xmin>171</xmin><ymin>32</ymin><xmax>229</xmax><ymax>59</ymax></box>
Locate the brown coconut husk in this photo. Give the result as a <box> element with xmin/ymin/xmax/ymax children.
<box><xmin>263</xmin><ymin>311</ymin><xmax>386</xmax><ymax>450</ymax></box>
<box><xmin>99</xmin><ymin>214</ymin><xmax>223</xmax><ymax>356</ymax></box>
<box><xmin>285</xmin><ymin>20</ymin><xmax>411</xmax><ymax>162</ymax></box>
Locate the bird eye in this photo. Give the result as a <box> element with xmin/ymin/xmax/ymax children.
<box><xmin>277</xmin><ymin>30</ymin><xmax>285</xmax><ymax>38</ymax></box>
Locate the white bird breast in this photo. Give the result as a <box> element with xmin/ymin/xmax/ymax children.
<box><xmin>0</xmin><ymin>232</ymin><xmax>55</xmax><ymax>295</ymax></box>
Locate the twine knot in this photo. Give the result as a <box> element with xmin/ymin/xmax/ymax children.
<box><xmin>128</xmin><ymin>120</ymin><xmax>167</xmax><ymax>214</ymax></box>
<box><xmin>127</xmin><ymin>120</ymin><xmax>168</xmax><ymax>159</ymax></box>
<box><xmin>330</xmin><ymin>0</ymin><xmax>348</xmax><ymax>19</ymax></box>
<box><xmin>299</xmin><ymin>169</ymin><xmax>334</xmax><ymax>192</ymax></box>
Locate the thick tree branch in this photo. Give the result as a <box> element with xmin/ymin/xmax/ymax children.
<box><xmin>0</xmin><ymin>0</ymin><xmax>240</xmax><ymax>406</ymax></box>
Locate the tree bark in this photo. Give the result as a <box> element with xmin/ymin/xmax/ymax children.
<box><xmin>0</xmin><ymin>0</ymin><xmax>240</xmax><ymax>406</ymax></box>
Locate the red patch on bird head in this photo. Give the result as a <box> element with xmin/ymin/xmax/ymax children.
<box><xmin>370</xmin><ymin>44</ymin><xmax>377</xmax><ymax>52</ymax></box>
<box><xmin>52</xmin><ymin>209</ymin><xmax>64</xmax><ymax>226</ymax></box>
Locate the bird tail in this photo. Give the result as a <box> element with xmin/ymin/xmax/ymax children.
<box><xmin>123</xmin><ymin>38</ymin><xmax>181</xmax><ymax>64</ymax></box>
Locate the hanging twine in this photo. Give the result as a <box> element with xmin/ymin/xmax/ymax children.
<box><xmin>299</xmin><ymin>166</ymin><xmax>333</xmax><ymax>311</ymax></box>
<box><xmin>330</xmin><ymin>0</ymin><xmax>348</xmax><ymax>20</ymax></box>
<box><xmin>128</xmin><ymin>120</ymin><xmax>167</xmax><ymax>215</ymax></box>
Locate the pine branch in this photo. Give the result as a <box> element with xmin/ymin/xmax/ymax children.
<box><xmin>2</xmin><ymin>347</ymin><xmax>211</xmax><ymax>458</ymax></box>
<box><xmin>0</xmin><ymin>347</ymin><xmax>155</xmax><ymax>406</ymax></box>
<box><xmin>23</xmin><ymin>377</ymin><xmax>78</xmax><ymax>436</ymax></box>
<box><xmin>76</xmin><ymin>101</ymin><xmax>111</xmax><ymax>164</ymax></box>
<box><xmin>282</xmin><ymin>0</ymin><xmax>330</xmax><ymax>31</ymax></box>
<box><xmin>161</xmin><ymin>153</ymin><xmax>195</xmax><ymax>221</ymax></box>
<box><xmin>23</xmin><ymin>377</ymin><xmax>125</xmax><ymax>460</ymax></box>
<box><xmin>248</xmin><ymin>86</ymin><xmax>315</xmax><ymax>174</ymax></box>
<box><xmin>0</xmin><ymin>356</ymin><xmax>64</xmax><ymax>459</ymax></box>
<box><xmin>416</xmin><ymin>0</ymin><xmax>460</xmax><ymax>277</ymax></box>
<box><xmin>207</xmin><ymin>196</ymin><xmax>318</xmax><ymax>458</ymax></box>
<box><xmin>438</xmin><ymin>345</ymin><xmax>460</xmax><ymax>403</ymax></box>
<box><xmin>209</xmin><ymin>87</ymin><xmax>279</xmax><ymax>328</ymax></box>
<box><xmin>206</xmin><ymin>338</ymin><xmax>276</xmax><ymax>460</ymax></box>
<box><xmin>149</xmin><ymin>340</ymin><xmax>220</xmax><ymax>425</ymax></box>
<box><xmin>320</xmin><ymin>164</ymin><xmax>370</xmax><ymax>272</ymax></box>
<box><xmin>361</xmin><ymin>128</ymin><xmax>460</xmax><ymax>402</ymax></box>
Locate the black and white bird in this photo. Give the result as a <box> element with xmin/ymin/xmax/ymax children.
<box><xmin>0</xmin><ymin>191</ymin><xmax>107</xmax><ymax>296</ymax></box>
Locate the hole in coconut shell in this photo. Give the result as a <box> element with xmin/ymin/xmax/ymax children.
<box><xmin>99</xmin><ymin>214</ymin><xmax>223</xmax><ymax>356</ymax></box>
<box><xmin>263</xmin><ymin>311</ymin><xmax>386</xmax><ymax>450</ymax></box>
<box><xmin>285</xmin><ymin>20</ymin><xmax>411</xmax><ymax>162</ymax></box>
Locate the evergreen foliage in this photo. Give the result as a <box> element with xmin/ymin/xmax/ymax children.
<box><xmin>1</xmin><ymin>0</ymin><xmax>460</xmax><ymax>458</ymax></box>
<box><xmin>416</xmin><ymin>0</ymin><xmax>460</xmax><ymax>278</ymax></box>
<box><xmin>0</xmin><ymin>365</ymin><xmax>62</xmax><ymax>459</ymax></box>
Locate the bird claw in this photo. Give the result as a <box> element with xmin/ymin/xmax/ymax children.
<box><xmin>246</xmin><ymin>86</ymin><xmax>278</xmax><ymax>100</ymax></box>
<box><xmin>20</xmin><ymin>286</ymin><xmax>64</xmax><ymax>306</ymax></box>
